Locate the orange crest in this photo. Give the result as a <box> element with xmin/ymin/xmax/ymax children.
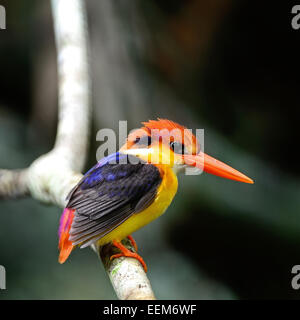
<box><xmin>142</xmin><ymin>118</ymin><xmax>199</xmax><ymax>154</ymax></box>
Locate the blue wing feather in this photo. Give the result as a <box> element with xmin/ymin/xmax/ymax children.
<box><xmin>65</xmin><ymin>152</ymin><xmax>162</xmax><ymax>247</ymax></box>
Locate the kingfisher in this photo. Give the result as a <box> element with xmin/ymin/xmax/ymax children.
<box><xmin>58</xmin><ymin>119</ymin><xmax>253</xmax><ymax>272</ymax></box>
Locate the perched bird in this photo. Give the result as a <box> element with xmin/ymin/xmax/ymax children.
<box><xmin>58</xmin><ymin>119</ymin><xmax>253</xmax><ymax>272</ymax></box>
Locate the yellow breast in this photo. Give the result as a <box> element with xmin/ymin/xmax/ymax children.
<box><xmin>97</xmin><ymin>165</ymin><xmax>178</xmax><ymax>246</ymax></box>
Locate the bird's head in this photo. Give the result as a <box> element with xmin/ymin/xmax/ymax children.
<box><xmin>120</xmin><ymin>119</ymin><xmax>253</xmax><ymax>184</ymax></box>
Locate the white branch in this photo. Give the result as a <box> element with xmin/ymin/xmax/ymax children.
<box><xmin>51</xmin><ymin>0</ymin><xmax>91</xmax><ymax>171</ymax></box>
<box><xmin>0</xmin><ymin>0</ymin><xmax>155</xmax><ymax>300</ymax></box>
<box><xmin>0</xmin><ymin>169</ymin><xmax>29</xmax><ymax>199</ymax></box>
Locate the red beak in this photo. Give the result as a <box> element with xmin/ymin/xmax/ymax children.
<box><xmin>184</xmin><ymin>152</ymin><xmax>254</xmax><ymax>184</ymax></box>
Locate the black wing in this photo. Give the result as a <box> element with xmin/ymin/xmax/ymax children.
<box><xmin>66</xmin><ymin>153</ymin><xmax>162</xmax><ymax>247</ymax></box>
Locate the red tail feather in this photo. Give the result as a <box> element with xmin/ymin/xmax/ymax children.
<box><xmin>58</xmin><ymin>208</ymin><xmax>75</xmax><ymax>263</ymax></box>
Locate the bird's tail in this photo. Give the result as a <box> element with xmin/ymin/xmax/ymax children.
<box><xmin>58</xmin><ymin>208</ymin><xmax>75</xmax><ymax>263</ymax></box>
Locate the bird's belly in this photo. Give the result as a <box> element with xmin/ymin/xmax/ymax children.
<box><xmin>97</xmin><ymin>166</ymin><xmax>178</xmax><ymax>246</ymax></box>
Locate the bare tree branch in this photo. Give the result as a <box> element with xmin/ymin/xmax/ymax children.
<box><xmin>96</xmin><ymin>238</ymin><xmax>155</xmax><ymax>300</ymax></box>
<box><xmin>0</xmin><ymin>169</ymin><xmax>29</xmax><ymax>199</ymax></box>
<box><xmin>0</xmin><ymin>0</ymin><xmax>155</xmax><ymax>300</ymax></box>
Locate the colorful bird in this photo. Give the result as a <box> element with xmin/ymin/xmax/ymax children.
<box><xmin>58</xmin><ymin>119</ymin><xmax>253</xmax><ymax>272</ymax></box>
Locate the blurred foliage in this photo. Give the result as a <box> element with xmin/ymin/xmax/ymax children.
<box><xmin>0</xmin><ymin>0</ymin><xmax>300</xmax><ymax>299</ymax></box>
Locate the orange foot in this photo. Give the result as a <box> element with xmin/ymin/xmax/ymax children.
<box><xmin>127</xmin><ymin>235</ymin><xmax>138</xmax><ymax>252</ymax></box>
<box><xmin>110</xmin><ymin>239</ymin><xmax>148</xmax><ymax>273</ymax></box>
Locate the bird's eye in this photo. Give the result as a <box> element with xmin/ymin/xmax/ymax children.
<box><xmin>134</xmin><ymin>135</ymin><xmax>151</xmax><ymax>147</ymax></box>
<box><xmin>170</xmin><ymin>141</ymin><xmax>186</xmax><ymax>154</ymax></box>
